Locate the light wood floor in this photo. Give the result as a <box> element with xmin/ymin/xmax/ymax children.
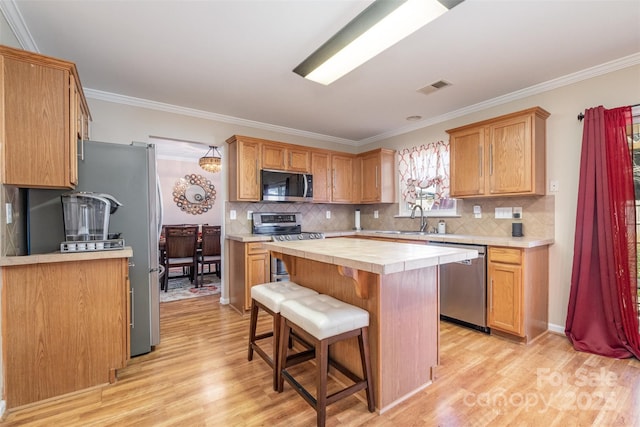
<box><xmin>2</xmin><ymin>295</ymin><xmax>639</xmax><ymax>426</ymax></box>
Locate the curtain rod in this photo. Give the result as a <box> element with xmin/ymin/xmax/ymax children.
<box><xmin>577</xmin><ymin>103</ymin><xmax>640</xmax><ymax>121</ymax></box>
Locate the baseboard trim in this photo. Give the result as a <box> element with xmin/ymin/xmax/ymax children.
<box><xmin>219</xmin><ymin>297</ymin><xmax>229</xmax><ymax>305</ymax></box>
<box><xmin>0</xmin><ymin>399</ymin><xmax>6</xmax><ymax>419</ymax></box>
<box><xmin>548</xmin><ymin>322</ymin><xmax>565</xmax><ymax>335</ymax></box>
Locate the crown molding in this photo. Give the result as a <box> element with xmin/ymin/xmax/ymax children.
<box><xmin>360</xmin><ymin>52</ymin><xmax>640</xmax><ymax>145</ymax></box>
<box><xmin>4</xmin><ymin>0</ymin><xmax>637</xmax><ymax>147</ymax></box>
<box><xmin>0</xmin><ymin>0</ymin><xmax>38</xmax><ymax>51</ymax></box>
<box><xmin>84</xmin><ymin>88</ymin><xmax>359</xmax><ymax>147</ymax></box>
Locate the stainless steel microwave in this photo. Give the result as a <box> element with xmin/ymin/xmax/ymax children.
<box><xmin>261</xmin><ymin>169</ymin><xmax>313</xmax><ymax>202</ymax></box>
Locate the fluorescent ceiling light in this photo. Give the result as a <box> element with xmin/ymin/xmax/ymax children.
<box><xmin>294</xmin><ymin>0</ymin><xmax>464</xmax><ymax>85</ymax></box>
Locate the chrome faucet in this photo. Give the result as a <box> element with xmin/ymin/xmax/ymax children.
<box><xmin>411</xmin><ymin>204</ymin><xmax>428</xmax><ymax>232</ymax></box>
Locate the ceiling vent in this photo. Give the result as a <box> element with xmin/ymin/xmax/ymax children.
<box><xmin>417</xmin><ymin>80</ymin><xmax>452</xmax><ymax>95</ymax></box>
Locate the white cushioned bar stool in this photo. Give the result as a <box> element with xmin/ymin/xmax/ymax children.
<box><xmin>248</xmin><ymin>281</ymin><xmax>319</xmax><ymax>390</ymax></box>
<box><xmin>276</xmin><ymin>294</ymin><xmax>375</xmax><ymax>427</ymax></box>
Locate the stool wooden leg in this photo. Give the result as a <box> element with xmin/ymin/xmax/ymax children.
<box><xmin>248</xmin><ymin>301</ymin><xmax>259</xmax><ymax>361</ymax></box>
<box><xmin>271</xmin><ymin>312</ymin><xmax>281</xmax><ymax>390</ymax></box>
<box><xmin>316</xmin><ymin>339</ymin><xmax>329</xmax><ymax>427</ymax></box>
<box><xmin>359</xmin><ymin>327</ymin><xmax>375</xmax><ymax>412</ymax></box>
<box><xmin>276</xmin><ymin>318</ymin><xmax>290</xmax><ymax>393</ymax></box>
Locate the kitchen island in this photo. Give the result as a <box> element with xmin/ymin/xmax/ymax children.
<box><xmin>263</xmin><ymin>237</ymin><xmax>478</xmax><ymax>413</ymax></box>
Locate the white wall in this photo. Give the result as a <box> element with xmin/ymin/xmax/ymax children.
<box><xmin>157</xmin><ymin>157</ymin><xmax>223</xmax><ymax>227</ymax></box>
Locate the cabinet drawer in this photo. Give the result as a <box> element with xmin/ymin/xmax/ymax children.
<box><xmin>247</xmin><ymin>242</ymin><xmax>267</xmax><ymax>254</ymax></box>
<box><xmin>489</xmin><ymin>247</ymin><xmax>521</xmax><ymax>265</ymax></box>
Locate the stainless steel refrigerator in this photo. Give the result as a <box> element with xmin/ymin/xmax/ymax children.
<box><xmin>27</xmin><ymin>141</ymin><xmax>161</xmax><ymax>356</ymax></box>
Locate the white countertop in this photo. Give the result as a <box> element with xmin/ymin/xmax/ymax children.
<box><xmin>227</xmin><ymin>230</ymin><xmax>554</xmax><ymax>248</ymax></box>
<box><xmin>264</xmin><ymin>237</ymin><xmax>478</xmax><ymax>275</ymax></box>
<box><xmin>0</xmin><ymin>247</ymin><xmax>134</xmax><ymax>267</ymax></box>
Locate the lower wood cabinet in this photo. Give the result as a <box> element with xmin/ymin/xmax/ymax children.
<box><xmin>229</xmin><ymin>240</ymin><xmax>270</xmax><ymax>312</ymax></box>
<box><xmin>487</xmin><ymin>245</ymin><xmax>548</xmax><ymax>342</ymax></box>
<box><xmin>2</xmin><ymin>257</ymin><xmax>130</xmax><ymax>409</ymax></box>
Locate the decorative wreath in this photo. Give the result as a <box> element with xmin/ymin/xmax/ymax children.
<box><xmin>172</xmin><ymin>174</ymin><xmax>217</xmax><ymax>215</ymax></box>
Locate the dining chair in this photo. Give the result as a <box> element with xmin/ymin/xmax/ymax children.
<box><xmin>199</xmin><ymin>225</ymin><xmax>222</xmax><ymax>284</ymax></box>
<box><xmin>162</xmin><ymin>225</ymin><xmax>199</xmax><ymax>292</ymax></box>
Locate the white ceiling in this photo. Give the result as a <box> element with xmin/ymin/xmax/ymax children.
<box><xmin>5</xmin><ymin>0</ymin><xmax>640</xmax><ymax>154</ymax></box>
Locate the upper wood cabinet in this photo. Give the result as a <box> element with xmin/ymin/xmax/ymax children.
<box><xmin>310</xmin><ymin>150</ymin><xmax>357</xmax><ymax>203</ymax></box>
<box><xmin>311</xmin><ymin>151</ymin><xmax>331</xmax><ymax>203</ymax></box>
<box><xmin>358</xmin><ymin>148</ymin><xmax>396</xmax><ymax>204</ymax></box>
<box><xmin>0</xmin><ymin>45</ymin><xmax>91</xmax><ymax>189</ymax></box>
<box><xmin>447</xmin><ymin>107</ymin><xmax>549</xmax><ymax>198</ymax></box>
<box><xmin>262</xmin><ymin>141</ymin><xmax>310</xmax><ymax>173</ymax></box>
<box><xmin>227</xmin><ymin>134</ymin><xmax>394</xmax><ymax>204</ymax></box>
<box><xmin>331</xmin><ymin>153</ymin><xmax>356</xmax><ymax>203</ymax></box>
<box><xmin>226</xmin><ymin>135</ymin><xmax>262</xmax><ymax>202</ymax></box>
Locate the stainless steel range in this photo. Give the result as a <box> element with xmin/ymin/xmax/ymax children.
<box><xmin>252</xmin><ymin>212</ymin><xmax>324</xmax><ymax>281</ymax></box>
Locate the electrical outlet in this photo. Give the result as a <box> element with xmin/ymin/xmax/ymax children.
<box><xmin>230</xmin><ymin>210</ymin><xmax>237</xmax><ymax>220</ymax></box>
<box><xmin>473</xmin><ymin>205</ymin><xmax>482</xmax><ymax>219</ymax></box>
<box><xmin>247</xmin><ymin>210</ymin><xmax>253</xmax><ymax>220</ymax></box>
<box><xmin>513</xmin><ymin>207</ymin><xmax>523</xmax><ymax>219</ymax></box>
<box><xmin>549</xmin><ymin>180</ymin><xmax>559</xmax><ymax>192</ymax></box>
<box><xmin>326</xmin><ymin>210</ymin><xmax>331</xmax><ymax>219</ymax></box>
<box><xmin>374</xmin><ymin>210</ymin><xmax>379</xmax><ymax>219</ymax></box>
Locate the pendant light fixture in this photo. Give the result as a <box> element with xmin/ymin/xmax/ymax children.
<box><xmin>199</xmin><ymin>146</ymin><xmax>222</xmax><ymax>173</ymax></box>
<box><xmin>293</xmin><ymin>0</ymin><xmax>464</xmax><ymax>85</ymax></box>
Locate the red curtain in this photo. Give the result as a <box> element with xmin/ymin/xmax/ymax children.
<box><xmin>566</xmin><ymin>105</ymin><xmax>640</xmax><ymax>359</ymax></box>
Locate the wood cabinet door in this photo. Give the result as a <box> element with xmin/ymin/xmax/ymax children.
<box><xmin>262</xmin><ymin>142</ymin><xmax>286</xmax><ymax>170</ymax></box>
<box><xmin>245</xmin><ymin>252</ymin><xmax>269</xmax><ymax>310</ymax></box>
<box><xmin>449</xmin><ymin>127</ymin><xmax>486</xmax><ymax>197</ymax></box>
<box><xmin>287</xmin><ymin>147</ymin><xmax>311</xmax><ymax>173</ymax></box>
<box><xmin>488</xmin><ymin>261</ymin><xmax>524</xmax><ymax>336</ymax></box>
<box><xmin>237</xmin><ymin>139</ymin><xmax>261</xmax><ymax>201</ymax></box>
<box><xmin>3</xmin><ymin>258</ymin><xmax>129</xmax><ymax>408</ymax></box>
<box><xmin>488</xmin><ymin>114</ymin><xmax>532</xmax><ymax>194</ymax></box>
<box><xmin>331</xmin><ymin>154</ymin><xmax>354</xmax><ymax>203</ymax></box>
<box><xmin>311</xmin><ymin>151</ymin><xmax>331</xmax><ymax>202</ymax></box>
<box><xmin>2</xmin><ymin>57</ymin><xmax>73</xmax><ymax>188</ymax></box>
<box><xmin>360</xmin><ymin>153</ymin><xmax>380</xmax><ymax>202</ymax></box>
<box><xmin>262</xmin><ymin>142</ymin><xmax>310</xmax><ymax>173</ymax></box>
<box><xmin>68</xmin><ymin>74</ymin><xmax>79</xmax><ymax>186</ymax></box>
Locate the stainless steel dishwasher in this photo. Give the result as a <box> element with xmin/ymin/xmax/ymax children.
<box><xmin>428</xmin><ymin>241</ymin><xmax>489</xmax><ymax>333</ymax></box>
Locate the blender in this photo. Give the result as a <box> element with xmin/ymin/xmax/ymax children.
<box><xmin>60</xmin><ymin>192</ymin><xmax>123</xmax><ymax>251</ymax></box>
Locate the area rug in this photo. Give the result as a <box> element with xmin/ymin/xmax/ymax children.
<box><xmin>160</xmin><ymin>269</ymin><xmax>221</xmax><ymax>303</ymax></box>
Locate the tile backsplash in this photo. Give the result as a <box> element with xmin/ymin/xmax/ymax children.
<box><xmin>2</xmin><ymin>193</ymin><xmax>555</xmax><ymax>256</ymax></box>
<box><xmin>226</xmin><ymin>195</ymin><xmax>554</xmax><ymax>238</ymax></box>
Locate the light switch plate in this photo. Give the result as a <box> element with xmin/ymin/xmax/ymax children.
<box><xmin>495</xmin><ymin>207</ymin><xmax>513</xmax><ymax>219</ymax></box>
<box><xmin>230</xmin><ymin>210</ymin><xmax>237</xmax><ymax>220</ymax></box>
<box><xmin>326</xmin><ymin>210</ymin><xmax>331</xmax><ymax>219</ymax></box>
<box><xmin>374</xmin><ymin>210</ymin><xmax>379</xmax><ymax>219</ymax></box>
<box><xmin>247</xmin><ymin>210</ymin><xmax>253</xmax><ymax>220</ymax></box>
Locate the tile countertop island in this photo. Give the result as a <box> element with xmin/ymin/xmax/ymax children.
<box><xmin>264</xmin><ymin>237</ymin><xmax>478</xmax><ymax>413</ymax></box>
